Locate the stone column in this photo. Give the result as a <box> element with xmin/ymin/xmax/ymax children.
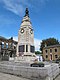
<box><xmin>28</xmin><ymin>45</ymin><xmax>30</xmax><ymax>53</ymax></box>
<box><xmin>4</xmin><ymin>42</ymin><xmax>6</xmax><ymax>48</ymax></box>
<box><xmin>25</xmin><ymin>44</ymin><xmax>26</xmax><ymax>52</ymax></box>
<box><xmin>8</xmin><ymin>43</ymin><xmax>10</xmax><ymax>48</ymax></box>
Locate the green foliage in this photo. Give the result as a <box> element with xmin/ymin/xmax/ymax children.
<box><xmin>35</xmin><ymin>51</ymin><xmax>42</xmax><ymax>54</ymax></box>
<box><xmin>40</xmin><ymin>38</ymin><xmax>59</xmax><ymax>52</ymax></box>
<box><xmin>30</xmin><ymin>62</ymin><xmax>44</xmax><ymax>67</ymax></box>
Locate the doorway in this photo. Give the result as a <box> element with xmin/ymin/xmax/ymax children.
<box><xmin>50</xmin><ymin>54</ymin><xmax>53</xmax><ymax>60</ymax></box>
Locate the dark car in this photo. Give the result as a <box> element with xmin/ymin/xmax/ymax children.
<box><xmin>30</xmin><ymin>62</ymin><xmax>44</xmax><ymax>67</ymax></box>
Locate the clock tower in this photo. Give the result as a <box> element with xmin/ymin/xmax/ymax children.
<box><xmin>17</xmin><ymin>8</ymin><xmax>36</xmax><ymax>61</ymax></box>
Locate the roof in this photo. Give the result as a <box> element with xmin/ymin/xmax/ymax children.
<box><xmin>43</xmin><ymin>44</ymin><xmax>60</xmax><ymax>49</ymax></box>
<box><xmin>0</xmin><ymin>36</ymin><xmax>7</xmax><ymax>40</ymax></box>
<box><xmin>0</xmin><ymin>36</ymin><xmax>18</xmax><ymax>44</ymax></box>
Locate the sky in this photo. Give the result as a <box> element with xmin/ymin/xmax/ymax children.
<box><xmin>0</xmin><ymin>0</ymin><xmax>60</xmax><ymax>51</ymax></box>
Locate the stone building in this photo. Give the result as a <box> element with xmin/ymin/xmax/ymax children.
<box><xmin>43</xmin><ymin>44</ymin><xmax>60</xmax><ymax>61</ymax></box>
<box><xmin>0</xmin><ymin>36</ymin><xmax>17</xmax><ymax>60</ymax></box>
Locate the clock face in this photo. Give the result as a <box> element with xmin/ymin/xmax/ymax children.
<box><xmin>30</xmin><ymin>29</ymin><xmax>33</xmax><ymax>34</ymax></box>
<box><xmin>20</xmin><ymin>28</ymin><xmax>24</xmax><ymax>33</ymax></box>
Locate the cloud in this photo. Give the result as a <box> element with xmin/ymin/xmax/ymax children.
<box><xmin>2</xmin><ymin>0</ymin><xmax>25</xmax><ymax>16</ymax></box>
<box><xmin>34</xmin><ymin>38</ymin><xmax>41</xmax><ymax>51</ymax></box>
<box><xmin>13</xmin><ymin>36</ymin><xmax>18</xmax><ymax>41</ymax></box>
<box><xmin>13</xmin><ymin>36</ymin><xmax>41</xmax><ymax>51</ymax></box>
<box><xmin>0</xmin><ymin>0</ymin><xmax>50</xmax><ymax>16</ymax></box>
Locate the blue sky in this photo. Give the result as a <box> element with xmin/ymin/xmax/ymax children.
<box><xmin>0</xmin><ymin>0</ymin><xmax>60</xmax><ymax>51</ymax></box>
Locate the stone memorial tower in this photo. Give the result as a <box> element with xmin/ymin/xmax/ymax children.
<box><xmin>16</xmin><ymin>8</ymin><xmax>37</xmax><ymax>62</ymax></box>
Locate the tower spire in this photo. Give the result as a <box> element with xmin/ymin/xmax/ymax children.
<box><xmin>25</xmin><ymin>8</ymin><xmax>29</xmax><ymax>17</ymax></box>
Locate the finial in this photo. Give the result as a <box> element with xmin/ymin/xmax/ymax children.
<box><xmin>25</xmin><ymin>8</ymin><xmax>29</xmax><ymax>17</ymax></box>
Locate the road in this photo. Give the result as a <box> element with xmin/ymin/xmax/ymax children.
<box><xmin>0</xmin><ymin>72</ymin><xmax>60</xmax><ymax>80</ymax></box>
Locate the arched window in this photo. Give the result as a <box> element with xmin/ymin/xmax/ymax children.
<box><xmin>50</xmin><ymin>49</ymin><xmax>52</xmax><ymax>53</ymax></box>
<box><xmin>55</xmin><ymin>49</ymin><xmax>57</xmax><ymax>52</ymax></box>
<box><xmin>46</xmin><ymin>55</ymin><xmax>48</xmax><ymax>58</ymax></box>
<box><xmin>45</xmin><ymin>50</ymin><xmax>47</xmax><ymax>53</ymax></box>
<box><xmin>55</xmin><ymin>55</ymin><xmax>58</xmax><ymax>58</ymax></box>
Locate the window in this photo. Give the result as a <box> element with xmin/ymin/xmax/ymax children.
<box><xmin>55</xmin><ymin>49</ymin><xmax>57</xmax><ymax>52</ymax></box>
<box><xmin>55</xmin><ymin>55</ymin><xmax>58</xmax><ymax>58</ymax></box>
<box><xmin>6</xmin><ymin>43</ymin><xmax>8</xmax><ymax>48</ymax></box>
<box><xmin>30</xmin><ymin>45</ymin><xmax>35</xmax><ymax>53</ymax></box>
<box><xmin>45</xmin><ymin>50</ymin><xmax>47</xmax><ymax>53</ymax></box>
<box><xmin>2</xmin><ymin>42</ymin><xmax>4</xmax><ymax>48</ymax></box>
<box><xmin>50</xmin><ymin>49</ymin><xmax>52</xmax><ymax>53</ymax></box>
<box><xmin>19</xmin><ymin>45</ymin><xmax>25</xmax><ymax>52</ymax></box>
<box><xmin>26</xmin><ymin>45</ymin><xmax>28</xmax><ymax>52</ymax></box>
<box><xmin>46</xmin><ymin>55</ymin><xmax>48</xmax><ymax>58</ymax></box>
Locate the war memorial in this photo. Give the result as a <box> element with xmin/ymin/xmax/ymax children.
<box><xmin>0</xmin><ymin>8</ymin><xmax>60</xmax><ymax>80</ymax></box>
<box><xmin>15</xmin><ymin>8</ymin><xmax>37</xmax><ymax>62</ymax></box>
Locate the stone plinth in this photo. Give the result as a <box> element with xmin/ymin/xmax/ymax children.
<box><xmin>0</xmin><ymin>61</ymin><xmax>59</xmax><ymax>80</ymax></box>
<box><xmin>15</xmin><ymin>54</ymin><xmax>37</xmax><ymax>63</ymax></box>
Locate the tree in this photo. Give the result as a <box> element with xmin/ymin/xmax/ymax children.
<box><xmin>35</xmin><ymin>51</ymin><xmax>42</xmax><ymax>55</ymax></box>
<box><xmin>40</xmin><ymin>38</ymin><xmax>59</xmax><ymax>52</ymax></box>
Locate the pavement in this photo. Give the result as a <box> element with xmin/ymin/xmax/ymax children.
<box><xmin>0</xmin><ymin>72</ymin><xmax>30</xmax><ymax>80</ymax></box>
<box><xmin>0</xmin><ymin>72</ymin><xmax>60</xmax><ymax>80</ymax></box>
<box><xmin>55</xmin><ymin>74</ymin><xmax>60</xmax><ymax>80</ymax></box>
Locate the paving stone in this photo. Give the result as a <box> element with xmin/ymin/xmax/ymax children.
<box><xmin>0</xmin><ymin>72</ymin><xmax>30</xmax><ymax>80</ymax></box>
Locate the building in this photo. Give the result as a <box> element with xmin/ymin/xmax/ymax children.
<box><xmin>43</xmin><ymin>44</ymin><xmax>60</xmax><ymax>61</ymax></box>
<box><xmin>0</xmin><ymin>36</ymin><xmax>17</xmax><ymax>60</ymax></box>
